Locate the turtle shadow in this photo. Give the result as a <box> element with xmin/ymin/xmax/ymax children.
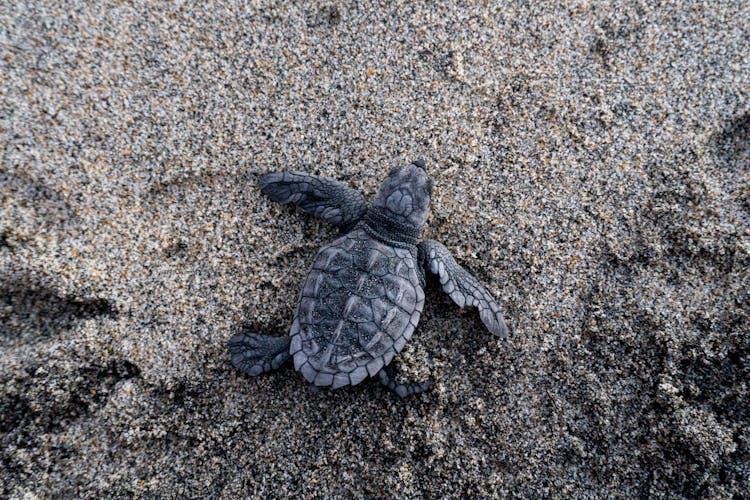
<box><xmin>420</xmin><ymin>274</ymin><xmax>501</xmax><ymax>358</ymax></box>
<box><xmin>712</xmin><ymin>110</ymin><xmax>750</xmax><ymax>213</ymax></box>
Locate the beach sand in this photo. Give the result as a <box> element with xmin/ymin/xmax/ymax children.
<box><xmin>1</xmin><ymin>1</ymin><xmax>748</xmax><ymax>497</ymax></box>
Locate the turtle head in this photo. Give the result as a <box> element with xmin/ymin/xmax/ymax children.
<box><xmin>372</xmin><ymin>158</ymin><xmax>432</xmax><ymax>229</ymax></box>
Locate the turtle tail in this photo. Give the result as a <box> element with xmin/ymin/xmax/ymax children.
<box><xmin>228</xmin><ymin>333</ymin><xmax>291</xmax><ymax>376</ymax></box>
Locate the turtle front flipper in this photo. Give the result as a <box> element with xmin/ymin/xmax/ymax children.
<box><xmin>419</xmin><ymin>240</ymin><xmax>509</xmax><ymax>338</ymax></box>
<box><xmin>228</xmin><ymin>333</ymin><xmax>291</xmax><ymax>376</ymax></box>
<box><xmin>377</xmin><ymin>365</ymin><xmax>434</xmax><ymax>398</ymax></box>
<box><xmin>260</xmin><ymin>171</ymin><xmax>367</xmax><ymax>230</ymax></box>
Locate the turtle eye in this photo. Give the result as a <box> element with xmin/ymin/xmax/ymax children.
<box><xmin>388</xmin><ymin>166</ymin><xmax>400</xmax><ymax>176</ymax></box>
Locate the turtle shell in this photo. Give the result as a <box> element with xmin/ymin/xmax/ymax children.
<box><xmin>289</xmin><ymin>227</ymin><xmax>425</xmax><ymax>388</ymax></box>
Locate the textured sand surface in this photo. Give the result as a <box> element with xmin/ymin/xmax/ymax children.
<box><xmin>1</xmin><ymin>1</ymin><xmax>749</xmax><ymax>497</ymax></box>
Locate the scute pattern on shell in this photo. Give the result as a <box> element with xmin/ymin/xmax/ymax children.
<box><xmin>290</xmin><ymin>227</ymin><xmax>425</xmax><ymax>388</ymax></box>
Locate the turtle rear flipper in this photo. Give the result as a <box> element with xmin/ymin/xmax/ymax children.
<box><xmin>259</xmin><ymin>171</ymin><xmax>367</xmax><ymax>231</ymax></box>
<box><xmin>377</xmin><ymin>365</ymin><xmax>434</xmax><ymax>398</ymax></box>
<box><xmin>228</xmin><ymin>333</ymin><xmax>291</xmax><ymax>376</ymax></box>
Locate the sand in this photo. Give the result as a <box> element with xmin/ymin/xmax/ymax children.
<box><xmin>1</xmin><ymin>1</ymin><xmax>748</xmax><ymax>497</ymax></box>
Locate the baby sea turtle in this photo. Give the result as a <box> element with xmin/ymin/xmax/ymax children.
<box><xmin>228</xmin><ymin>159</ymin><xmax>509</xmax><ymax>397</ymax></box>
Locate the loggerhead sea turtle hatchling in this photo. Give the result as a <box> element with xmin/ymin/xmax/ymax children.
<box><xmin>228</xmin><ymin>159</ymin><xmax>509</xmax><ymax>397</ymax></box>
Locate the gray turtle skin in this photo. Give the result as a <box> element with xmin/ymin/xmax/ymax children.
<box><xmin>228</xmin><ymin>159</ymin><xmax>509</xmax><ymax>397</ymax></box>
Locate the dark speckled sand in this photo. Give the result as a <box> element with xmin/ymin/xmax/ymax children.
<box><xmin>1</xmin><ymin>1</ymin><xmax>748</xmax><ymax>497</ymax></box>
